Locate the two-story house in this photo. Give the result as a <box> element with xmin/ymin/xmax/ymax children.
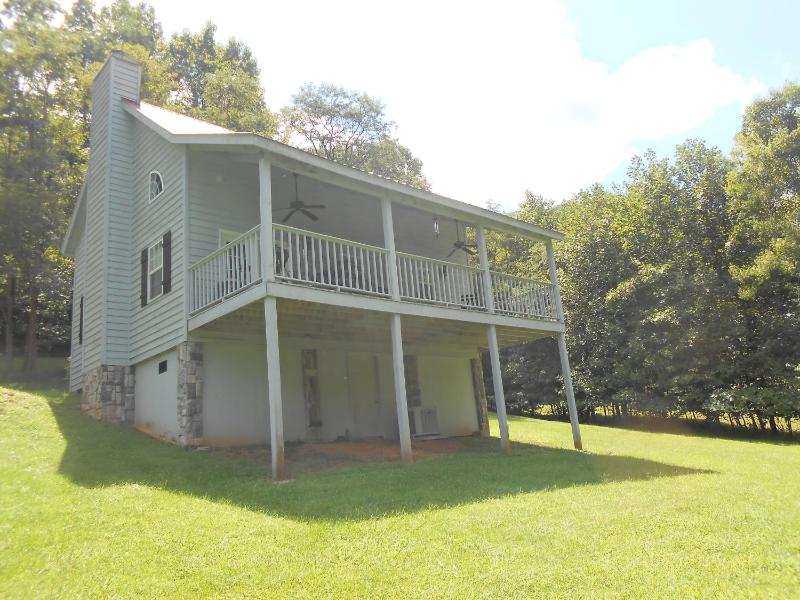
<box><xmin>61</xmin><ymin>52</ymin><xmax>582</xmax><ymax>480</ymax></box>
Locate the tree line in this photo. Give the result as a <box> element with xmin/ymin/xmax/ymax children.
<box><xmin>1</xmin><ymin>1</ymin><xmax>797</xmax><ymax>433</ymax></box>
<box><xmin>483</xmin><ymin>90</ymin><xmax>799</xmax><ymax>434</ymax></box>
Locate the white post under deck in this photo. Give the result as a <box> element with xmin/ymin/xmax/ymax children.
<box><xmin>547</xmin><ymin>240</ymin><xmax>583</xmax><ymax>450</ymax></box>
<box><xmin>263</xmin><ymin>296</ymin><xmax>286</xmax><ymax>480</ymax></box>
<box><xmin>476</xmin><ymin>224</ymin><xmax>495</xmax><ymax>313</ymax></box>
<box><xmin>479</xmin><ymin>224</ymin><xmax>510</xmax><ymax>451</ymax></box>
<box><xmin>557</xmin><ymin>333</ymin><xmax>582</xmax><ymax>450</ymax></box>
<box><xmin>382</xmin><ymin>198</ymin><xmax>413</xmax><ymax>463</ymax></box>
<box><xmin>260</xmin><ymin>157</ymin><xmax>286</xmax><ymax>479</ymax></box>
<box><xmin>381</xmin><ymin>197</ymin><xmax>401</xmax><ymax>301</ymax></box>
<box><xmin>487</xmin><ymin>323</ymin><xmax>510</xmax><ymax>451</ymax></box>
<box><xmin>259</xmin><ymin>157</ymin><xmax>275</xmax><ymax>284</ymax></box>
<box><xmin>390</xmin><ymin>314</ymin><xmax>413</xmax><ymax>463</ymax></box>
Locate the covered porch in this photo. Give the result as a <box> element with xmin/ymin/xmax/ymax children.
<box><xmin>185</xmin><ymin>148</ymin><xmax>560</xmax><ymax>323</ymax></box>
<box><xmin>183</xmin><ymin>147</ymin><xmax>582</xmax><ymax>479</ymax></box>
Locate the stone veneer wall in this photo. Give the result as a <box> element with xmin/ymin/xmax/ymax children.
<box><xmin>82</xmin><ymin>365</ymin><xmax>135</xmax><ymax>423</ymax></box>
<box><xmin>177</xmin><ymin>341</ymin><xmax>203</xmax><ymax>446</ymax></box>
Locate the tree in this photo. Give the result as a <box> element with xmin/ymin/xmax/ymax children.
<box><xmin>0</xmin><ymin>0</ymin><xmax>81</xmax><ymax>371</ymax></box>
<box><xmin>281</xmin><ymin>82</ymin><xmax>429</xmax><ymax>190</ymax></box>
<box><xmin>167</xmin><ymin>22</ymin><xmax>277</xmax><ymax>135</ymax></box>
<box><xmin>201</xmin><ymin>63</ymin><xmax>277</xmax><ymax>134</ymax></box>
<box><xmin>725</xmin><ymin>83</ymin><xmax>800</xmax><ymax>431</ymax></box>
<box><xmin>96</xmin><ymin>0</ymin><xmax>162</xmax><ymax>54</ymax></box>
<box><xmin>492</xmin><ymin>141</ymin><xmax>745</xmax><ymax>424</ymax></box>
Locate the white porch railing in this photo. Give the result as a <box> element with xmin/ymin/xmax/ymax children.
<box><xmin>273</xmin><ymin>224</ymin><xmax>391</xmax><ymax>297</ymax></box>
<box><xmin>396</xmin><ymin>252</ymin><xmax>486</xmax><ymax>310</ymax></box>
<box><xmin>190</xmin><ymin>225</ymin><xmax>262</xmax><ymax>313</ymax></box>
<box><xmin>491</xmin><ymin>271</ymin><xmax>557</xmax><ymax>320</ymax></box>
<box><xmin>189</xmin><ymin>224</ymin><xmax>559</xmax><ymax>323</ymax></box>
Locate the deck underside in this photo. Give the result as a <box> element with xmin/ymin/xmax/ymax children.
<box><xmin>192</xmin><ymin>296</ymin><xmax>554</xmax><ymax>350</ymax></box>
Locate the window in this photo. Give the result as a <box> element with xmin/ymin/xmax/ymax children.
<box><xmin>158</xmin><ymin>360</ymin><xmax>168</xmax><ymax>374</ymax></box>
<box><xmin>147</xmin><ymin>240</ymin><xmax>164</xmax><ymax>301</ymax></box>
<box><xmin>140</xmin><ymin>231</ymin><xmax>171</xmax><ymax>307</ymax></box>
<box><xmin>149</xmin><ymin>171</ymin><xmax>164</xmax><ymax>202</ymax></box>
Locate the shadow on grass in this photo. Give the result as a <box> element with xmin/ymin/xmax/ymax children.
<box><xmin>51</xmin><ymin>393</ymin><xmax>711</xmax><ymax>522</ymax></box>
<box><xmin>511</xmin><ymin>412</ymin><xmax>800</xmax><ymax>445</ymax></box>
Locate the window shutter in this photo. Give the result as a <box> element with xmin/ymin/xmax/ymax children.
<box><xmin>140</xmin><ymin>248</ymin><xmax>148</xmax><ymax>307</ymax></box>
<box><xmin>78</xmin><ymin>296</ymin><xmax>84</xmax><ymax>345</ymax></box>
<box><xmin>162</xmin><ymin>230</ymin><xmax>172</xmax><ymax>293</ymax></box>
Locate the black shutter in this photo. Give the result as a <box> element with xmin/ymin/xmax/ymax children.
<box><xmin>78</xmin><ymin>296</ymin><xmax>84</xmax><ymax>344</ymax></box>
<box><xmin>162</xmin><ymin>230</ymin><xmax>172</xmax><ymax>293</ymax></box>
<box><xmin>140</xmin><ymin>248</ymin><xmax>148</xmax><ymax>307</ymax></box>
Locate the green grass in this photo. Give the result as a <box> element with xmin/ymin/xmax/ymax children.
<box><xmin>1</xmin><ymin>385</ymin><xmax>799</xmax><ymax>598</ymax></box>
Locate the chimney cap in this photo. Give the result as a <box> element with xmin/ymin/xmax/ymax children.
<box><xmin>109</xmin><ymin>49</ymin><xmax>140</xmax><ymax>65</ymax></box>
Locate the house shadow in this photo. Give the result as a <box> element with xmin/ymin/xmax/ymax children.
<box><xmin>51</xmin><ymin>396</ymin><xmax>711</xmax><ymax>523</ymax></box>
<box><xmin>510</xmin><ymin>413</ymin><xmax>800</xmax><ymax>445</ymax></box>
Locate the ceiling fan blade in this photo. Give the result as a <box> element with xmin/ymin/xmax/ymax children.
<box><xmin>301</xmin><ymin>209</ymin><xmax>319</xmax><ymax>221</ymax></box>
<box><xmin>282</xmin><ymin>209</ymin><xmax>297</xmax><ymax>223</ymax></box>
<box><xmin>446</xmin><ymin>247</ymin><xmax>457</xmax><ymax>258</ymax></box>
<box><xmin>302</xmin><ymin>204</ymin><xmax>326</xmax><ymax>209</ymax></box>
<box><xmin>273</xmin><ymin>207</ymin><xmax>293</xmax><ymax>212</ymax></box>
<box><xmin>464</xmin><ymin>247</ymin><xmax>478</xmax><ymax>256</ymax></box>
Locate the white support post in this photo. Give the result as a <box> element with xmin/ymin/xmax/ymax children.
<box><xmin>381</xmin><ymin>197</ymin><xmax>400</xmax><ymax>300</ymax></box>
<box><xmin>476</xmin><ymin>224</ymin><xmax>495</xmax><ymax>313</ymax></box>
<box><xmin>557</xmin><ymin>333</ymin><xmax>583</xmax><ymax>450</ymax></box>
<box><xmin>259</xmin><ymin>157</ymin><xmax>275</xmax><ymax>284</ymax></box>
<box><xmin>390</xmin><ymin>313</ymin><xmax>413</xmax><ymax>463</ymax></box>
<box><xmin>545</xmin><ymin>240</ymin><xmax>563</xmax><ymax>322</ymax></box>
<box><xmin>263</xmin><ymin>296</ymin><xmax>286</xmax><ymax>479</ymax></box>
<box><xmin>487</xmin><ymin>324</ymin><xmax>510</xmax><ymax>452</ymax></box>
<box><xmin>546</xmin><ymin>240</ymin><xmax>583</xmax><ymax>450</ymax></box>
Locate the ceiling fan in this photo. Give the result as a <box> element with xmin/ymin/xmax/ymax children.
<box><xmin>273</xmin><ymin>173</ymin><xmax>326</xmax><ymax>223</ymax></box>
<box><xmin>446</xmin><ymin>222</ymin><xmax>477</xmax><ymax>258</ymax></box>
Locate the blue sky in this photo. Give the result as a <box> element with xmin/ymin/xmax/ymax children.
<box><xmin>565</xmin><ymin>0</ymin><xmax>799</xmax><ymax>187</ymax></box>
<box><xmin>87</xmin><ymin>0</ymin><xmax>799</xmax><ymax>208</ymax></box>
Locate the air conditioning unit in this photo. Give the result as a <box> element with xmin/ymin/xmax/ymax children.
<box><xmin>408</xmin><ymin>406</ymin><xmax>439</xmax><ymax>437</ymax></box>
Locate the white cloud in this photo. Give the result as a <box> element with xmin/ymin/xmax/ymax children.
<box><xmin>86</xmin><ymin>0</ymin><xmax>765</xmax><ymax>208</ymax></box>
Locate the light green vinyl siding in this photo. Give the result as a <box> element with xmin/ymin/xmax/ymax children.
<box><xmin>129</xmin><ymin>123</ymin><xmax>186</xmax><ymax>363</ymax></box>
<box><xmin>187</xmin><ymin>151</ymin><xmax>259</xmax><ymax>265</ymax></box>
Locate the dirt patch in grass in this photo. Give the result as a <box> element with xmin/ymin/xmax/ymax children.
<box><xmin>212</xmin><ymin>436</ymin><xmax>490</xmax><ymax>475</ymax></box>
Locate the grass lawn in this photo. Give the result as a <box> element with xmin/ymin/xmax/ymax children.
<box><xmin>1</xmin><ymin>385</ymin><xmax>799</xmax><ymax>598</ymax></box>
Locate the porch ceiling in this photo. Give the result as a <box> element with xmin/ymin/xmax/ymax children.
<box><xmin>193</xmin><ymin>298</ymin><xmax>551</xmax><ymax>351</ymax></box>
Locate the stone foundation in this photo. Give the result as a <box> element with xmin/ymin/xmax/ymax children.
<box><xmin>82</xmin><ymin>365</ymin><xmax>135</xmax><ymax>423</ymax></box>
<box><xmin>177</xmin><ymin>341</ymin><xmax>204</xmax><ymax>446</ymax></box>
